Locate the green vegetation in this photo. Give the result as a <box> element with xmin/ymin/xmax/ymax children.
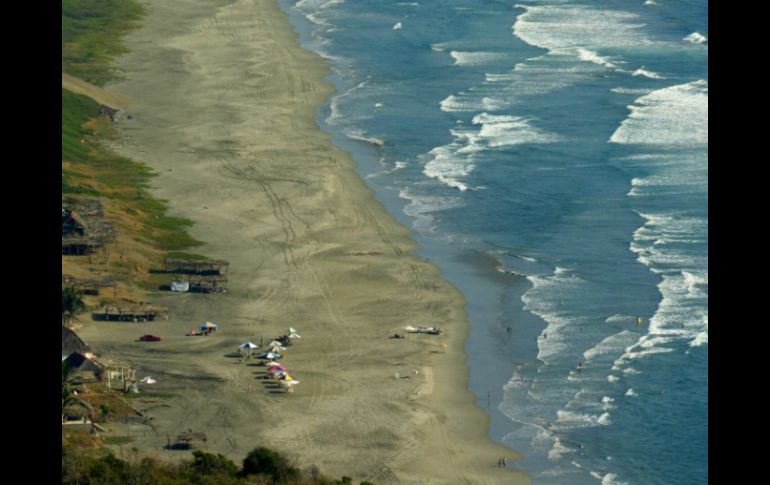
<box><xmin>62</xmin><ymin>88</ymin><xmax>204</xmax><ymax>252</ymax></box>
<box><xmin>62</xmin><ymin>287</ymin><xmax>86</xmax><ymax>324</ymax></box>
<box><xmin>62</xmin><ymin>0</ymin><xmax>146</xmax><ymax>86</ymax></box>
<box><xmin>61</xmin><ymin>445</ymin><xmax>377</xmax><ymax>485</ymax></box>
<box><xmin>102</xmin><ymin>436</ymin><xmax>135</xmax><ymax>446</ymax></box>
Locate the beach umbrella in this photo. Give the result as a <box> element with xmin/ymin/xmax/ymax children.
<box><xmin>267</xmin><ymin>345</ymin><xmax>285</xmax><ymax>353</ymax></box>
<box><xmin>267</xmin><ymin>340</ymin><xmax>285</xmax><ymax>348</ymax></box>
<box><xmin>140</xmin><ymin>376</ymin><xmax>157</xmax><ymax>384</ymax></box>
<box><xmin>288</xmin><ymin>328</ymin><xmax>301</xmax><ymax>339</ymax></box>
<box><xmin>240</xmin><ymin>341</ymin><xmax>259</xmax><ymax>349</ymax></box>
<box><xmin>258</xmin><ymin>352</ymin><xmax>281</xmax><ymax>360</ymax></box>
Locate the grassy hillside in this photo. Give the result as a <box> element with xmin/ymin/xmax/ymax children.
<box><xmin>62</xmin><ymin>0</ymin><xmax>145</xmax><ymax>85</ymax></box>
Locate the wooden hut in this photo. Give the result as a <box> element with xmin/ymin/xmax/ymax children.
<box><xmin>62</xmin><ymin>208</ymin><xmax>87</xmax><ymax>236</ymax></box>
<box><xmin>154</xmin><ymin>258</ymin><xmax>229</xmax><ymax>276</ymax></box>
<box><xmin>62</xmin><ymin>325</ymin><xmax>91</xmax><ymax>355</ymax></box>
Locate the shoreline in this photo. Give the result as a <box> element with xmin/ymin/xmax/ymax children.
<box><xmin>80</xmin><ymin>0</ymin><xmax>529</xmax><ymax>483</ymax></box>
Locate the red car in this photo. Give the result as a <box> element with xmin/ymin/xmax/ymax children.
<box><xmin>139</xmin><ymin>334</ymin><xmax>162</xmax><ymax>342</ymax></box>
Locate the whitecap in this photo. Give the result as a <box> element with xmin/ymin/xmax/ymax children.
<box><xmin>610</xmin><ymin>80</ymin><xmax>708</xmax><ymax>146</ymax></box>
<box><xmin>689</xmin><ymin>330</ymin><xmax>708</xmax><ymax>347</ymax></box>
<box><xmin>631</xmin><ymin>67</ymin><xmax>664</xmax><ymax>79</ymax></box>
<box><xmin>392</xmin><ymin>22</ymin><xmax>402</xmax><ymax>30</ymax></box>
<box><xmin>684</xmin><ymin>32</ymin><xmax>708</xmax><ymax>44</ymax></box>
<box><xmin>625</xmin><ymin>388</ymin><xmax>637</xmax><ymax>397</ymax></box>
<box><xmin>576</xmin><ymin>48</ymin><xmax>618</xmax><ymax>69</ymax></box>
<box><xmin>450</xmin><ymin>51</ymin><xmax>506</xmax><ymax>66</ymax></box>
<box><xmin>611</xmin><ymin>87</ymin><xmax>654</xmax><ymax>95</ymax></box>
<box><xmin>602</xmin><ymin>473</ymin><xmax>630</xmax><ymax>485</ymax></box>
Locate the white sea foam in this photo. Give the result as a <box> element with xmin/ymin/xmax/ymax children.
<box><xmin>523</xmin><ymin>268</ymin><xmax>588</xmax><ymax>364</ymax></box>
<box><xmin>424</xmin><ymin>114</ymin><xmax>559</xmax><ymax>190</ymax></box>
<box><xmin>398</xmin><ymin>188</ymin><xmax>461</xmax><ymax>232</ymax></box>
<box><xmin>583</xmin><ymin>330</ymin><xmax>638</xmax><ymax>361</ymax></box>
<box><xmin>392</xmin><ymin>22</ymin><xmax>402</xmax><ymax>30</ymax></box>
<box><xmin>611</xmin><ymin>87</ymin><xmax>654</xmax><ymax>95</ymax></box>
<box><xmin>556</xmin><ymin>410</ymin><xmax>604</xmax><ymax>429</ymax></box>
<box><xmin>602</xmin><ymin>473</ymin><xmax>630</xmax><ymax>485</ymax></box>
<box><xmin>684</xmin><ymin>32</ymin><xmax>708</xmax><ymax>44</ymax></box>
<box><xmin>576</xmin><ymin>48</ymin><xmax>618</xmax><ymax>69</ymax></box>
<box><xmin>374</xmin><ymin>102</ymin><xmax>383</xmax><ymax>108</ymax></box>
<box><xmin>625</xmin><ymin>388</ymin><xmax>637</xmax><ymax>397</ymax></box>
<box><xmin>604</xmin><ymin>314</ymin><xmax>634</xmax><ymax>325</ymax></box>
<box><xmin>683</xmin><ymin>271</ymin><xmax>708</xmax><ymax>297</ymax></box>
<box><xmin>644</xmin><ymin>0</ymin><xmax>657</xmax><ymax>5</ymax></box>
<box><xmin>610</xmin><ymin>80</ymin><xmax>708</xmax><ymax>146</ymax></box>
<box><xmin>450</xmin><ymin>51</ymin><xmax>506</xmax><ymax>66</ymax></box>
<box><xmin>471</xmin><ymin>113</ymin><xmax>561</xmax><ymax>147</ymax></box>
<box><xmin>423</xmin><ymin>139</ymin><xmax>474</xmax><ymax>192</ymax></box>
<box><xmin>548</xmin><ymin>437</ymin><xmax>576</xmax><ymax>460</ymax></box>
<box><xmin>689</xmin><ymin>330</ymin><xmax>708</xmax><ymax>347</ymax></box>
<box><xmin>631</xmin><ymin>67</ymin><xmax>664</xmax><ymax>79</ymax></box>
<box><xmin>481</xmin><ymin>96</ymin><xmax>506</xmax><ymax>111</ymax></box>
<box><xmin>513</xmin><ymin>5</ymin><xmax>654</xmax><ymax>54</ymax></box>
<box><xmin>439</xmin><ymin>94</ymin><xmax>477</xmax><ymax>113</ymax></box>
<box><xmin>607</xmin><ymin>375</ymin><xmax>620</xmax><ymax>383</ymax></box>
<box><xmin>326</xmin><ymin>79</ymin><xmax>369</xmax><ymax>126</ymax></box>
<box><xmin>598</xmin><ymin>412</ymin><xmax>612</xmax><ymax>425</ymax></box>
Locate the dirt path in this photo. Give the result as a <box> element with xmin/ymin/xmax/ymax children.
<box><xmin>62</xmin><ymin>72</ymin><xmax>131</xmax><ymax>108</ymax></box>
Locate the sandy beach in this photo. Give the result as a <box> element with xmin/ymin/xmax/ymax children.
<box><xmin>77</xmin><ymin>1</ymin><xmax>529</xmax><ymax>483</ymax></box>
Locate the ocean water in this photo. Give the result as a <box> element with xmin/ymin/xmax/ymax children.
<box><xmin>278</xmin><ymin>1</ymin><xmax>708</xmax><ymax>483</ymax></box>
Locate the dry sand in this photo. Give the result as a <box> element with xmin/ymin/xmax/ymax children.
<box><xmin>77</xmin><ymin>1</ymin><xmax>530</xmax><ymax>483</ymax></box>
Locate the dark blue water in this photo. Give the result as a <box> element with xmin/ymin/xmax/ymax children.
<box><xmin>278</xmin><ymin>1</ymin><xmax>707</xmax><ymax>483</ymax></box>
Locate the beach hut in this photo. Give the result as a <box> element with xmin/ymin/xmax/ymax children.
<box><xmin>62</xmin><ymin>325</ymin><xmax>91</xmax><ymax>355</ymax></box>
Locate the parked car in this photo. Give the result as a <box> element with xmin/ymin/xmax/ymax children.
<box><xmin>139</xmin><ymin>334</ymin><xmax>162</xmax><ymax>342</ymax></box>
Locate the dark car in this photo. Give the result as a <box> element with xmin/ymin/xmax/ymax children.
<box><xmin>139</xmin><ymin>334</ymin><xmax>162</xmax><ymax>342</ymax></box>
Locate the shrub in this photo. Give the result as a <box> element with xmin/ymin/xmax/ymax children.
<box><xmin>240</xmin><ymin>447</ymin><xmax>299</xmax><ymax>483</ymax></box>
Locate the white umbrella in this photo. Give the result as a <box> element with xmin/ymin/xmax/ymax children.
<box><xmin>140</xmin><ymin>376</ymin><xmax>157</xmax><ymax>384</ymax></box>
<box><xmin>288</xmin><ymin>328</ymin><xmax>301</xmax><ymax>339</ymax></box>
<box><xmin>259</xmin><ymin>352</ymin><xmax>281</xmax><ymax>360</ymax></box>
<box><xmin>240</xmin><ymin>341</ymin><xmax>259</xmax><ymax>349</ymax></box>
<box><xmin>267</xmin><ymin>340</ymin><xmax>285</xmax><ymax>348</ymax></box>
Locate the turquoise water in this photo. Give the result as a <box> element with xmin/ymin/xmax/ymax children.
<box><xmin>279</xmin><ymin>1</ymin><xmax>708</xmax><ymax>483</ymax></box>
